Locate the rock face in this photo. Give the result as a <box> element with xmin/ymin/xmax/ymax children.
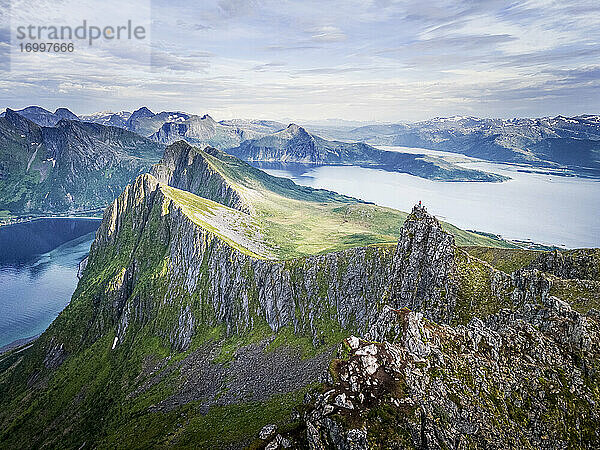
<box><xmin>387</xmin><ymin>204</ymin><xmax>457</xmax><ymax>323</ymax></box>
<box><xmin>84</xmin><ymin>179</ymin><xmax>519</xmax><ymax>355</ymax></box>
<box><xmin>526</xmin><ymin>248</ymin><xmax>600</xmax><ymax>281</ymax></box>
<box><xmin>88</xmin><ymin>173</ymin><xmax>396</xmax><ymax>348</ymax></box>
<box><xmin>150</xmin><ymin>141</ymin><xmax>249</xmax><ymax>213</ymax></box>
<box><xmin>296</xmin><ymin>296</ymin><xmax>600</xmax><ymax>449</ymax></box>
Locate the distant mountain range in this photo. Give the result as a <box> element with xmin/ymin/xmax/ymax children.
<box><xmin>0</xmin><ymin>109</ymin><xmax>164</xmax><ymax>216</ymax></box>
<box><xmin>83</xmin><ymin>108</ymin><xmax>600</xmax><ymax>178</ymax></box>
<box><xmin>229</xmin><ymin>123</ymin><xmax>506</xmax><ymax>182</ymax></box>
<box><xmin>79</xmin><ymin>110</ymin><xmax>132</xmax><ymax>128</ymax></box>
<box><xmin>312</xmin><ymin>115</ymin><xmax>600</xmax><ymax>178</ymax></box>
<box><xmin>0</xmin><ymin>106</ymin><xmax>81</xmax><ymax>127</ymax></box>
<box><xmin>3</xmin><ymin>106</ymin><xmax>599</xmax><ymax>202</ymax></box>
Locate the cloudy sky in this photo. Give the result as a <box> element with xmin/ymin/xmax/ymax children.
<box><xmin>1</xmin><ymin>0</ymin><xmax>599</xmax><ymax>122</ymax></box>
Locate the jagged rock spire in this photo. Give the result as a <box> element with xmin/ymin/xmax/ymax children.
<box><xmin>385</xmin><ymin>203</ymin><xmax>457</xmax><ymax>323</ymax></box>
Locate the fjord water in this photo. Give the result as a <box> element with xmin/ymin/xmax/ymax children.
<box><xmin>254</xmin><ymin>147</ymin><xmax>600</xmax><ymax>248</ymax></box>
<box><xmin>0</xmin><ymin>218</ymin><xmax>100</xmax><ymax>348</ymax></box>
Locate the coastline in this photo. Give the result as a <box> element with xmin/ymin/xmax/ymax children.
<box><xmin>0</xmin><ymin>334</ymin><xmax>39</xmax><ymax>357</ymax></box>
<box><xmin>0</xmin><ymin>209</ymin><xmax>105</xmax><ymax>227</ymax></box>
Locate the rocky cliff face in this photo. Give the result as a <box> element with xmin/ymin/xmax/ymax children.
<box><xmin>80</xmin><ymin>181</ymin><xmax>519</xmax><ymax>359</ymax></box>
<box><xmin>290</xmin><ymin>294</ymin><xmax>600</xmax><ymax>449</ymax></box>
<box><xmin>150</xmin><ymin>141</ymin><xmax>249</xmax><ymax>213</ymax></box>
<box><xmin>526</xmin><ymin>248</ymin><xmax>600</xmax><ymax>281</ymax></box>
<box><xmin>386</xmin><ymin>204</ymin><xmax>457</xmax><ymax>323</ymax></box>
<box><xmin>86</xmin><ymin>172</ymin><xmax>396</xmax><ymax>350</ymax></box>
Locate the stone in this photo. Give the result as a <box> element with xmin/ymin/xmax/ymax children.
<box><xmin>259</xmin><ymin>424</ymin><xmax>277</xmax><ymax>440</ymax></box>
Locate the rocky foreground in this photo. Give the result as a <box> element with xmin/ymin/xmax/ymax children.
<box><xmin>256</xmin><ymin>211</ymin><xmax>600</xmax><ymax>449</ymax></box>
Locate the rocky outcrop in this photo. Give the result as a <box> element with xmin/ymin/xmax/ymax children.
<box><xmin>294</xmin><ymin>295</ymin><xmax>600</xmax><ymax>449</ymax></box>
<box><xmin>386</xmin><ymin>204</ymin><xmax>457</xmax><ymax>323</ymax></box>
<box><xmin>526</xmin><ymin>248</ymin><xmax>600</xmax><ymax>281</ymax></box>
<box><xmin>76</xmin><ymin>256</ymin><xmax>88</xmax><ymax>279</ymax></box>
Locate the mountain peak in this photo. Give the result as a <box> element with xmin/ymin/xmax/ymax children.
<box><xmin>133</xmin><ymin>106</ymin><xmax>153</xmax><ymax>115</ymax></box>
<box><xmin>277</xmin><ymin>123</ymin><xmax>309</xmax><ymax>138</ymax></box>
<box><xmin>403</xmin><ymin>202</ymin><xmax>446</xmax><ymax>239</ymax></box>
<box><xmin>126</xmin><ymin>107</ymin><xmax>155</xmax><ymax>129</ymax></box>
<box><xmin>386</xmin><ymin>201</ymin><xmax>456</xmax><ymax>322</ymax></box>
<box><xmin>151</xmin><ymin>141</ymin><xmax>249</xmax><ymax>213</ymax></box>
<box><xmin>3</xmin><ymin>108</ymin><xmax>37</xmax><ymax>131</ymax></box>
<box><xmin>128</xmin><ymin>107</ymin><xmax>154</xmax><ymax>122</ymax></box>
<box><xmin>54</xmin><ymin>107</ymin><xmax>79</xmax><ymax>121</ymax></box>
<box><xmin>20</xmin><ymin>106</ymin><xmax>52</xmax><ymax>114</ymax></box>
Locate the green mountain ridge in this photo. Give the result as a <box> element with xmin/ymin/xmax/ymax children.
<box><xmin>0</xmin><ymin>141</ymin><xmax>598</xmax><ymax>449</ymax></box>
<box><xmin>151</xmin><ymin>141</ymin><xmax>514</xmax><ymax>258</ymax></box>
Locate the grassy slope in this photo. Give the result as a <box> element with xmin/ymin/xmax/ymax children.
<box><xmin>463</xmin><ymin>246</ymin><xmax>541</xmax><ymax>274</ymax></box>
<box><xmin>193</xmin><ymin>146</ymin><xmax>513</xmax><ymax>258</ymax></box>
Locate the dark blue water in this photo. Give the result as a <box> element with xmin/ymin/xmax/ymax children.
<box><xmin>0</xmin><ymin>218</ymin><xmax>101</xmax><ymax>348</ymax></box>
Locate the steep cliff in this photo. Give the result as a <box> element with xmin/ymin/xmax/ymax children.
<box><xmin>151</xmin><ymin>141</ymin><xmax>249</xmax><ymax>213</ymax></box>
<box><xmin>81</xmin><ymin>179</ymin><xmax>516</xmax><ymax>354</ymax></box>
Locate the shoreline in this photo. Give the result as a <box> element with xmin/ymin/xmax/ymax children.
<box><xmin>0</xmin><ymin>213</ymin><xmax>104</xmax><ymax>227</ymax></box>
<box><xmin>0</xmin><ymin>334</ymin><xmax>40</xmax><ymax>357</ymax></box>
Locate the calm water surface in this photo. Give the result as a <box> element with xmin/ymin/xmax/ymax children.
<box><xmin>0</xmin><ymin>218</ymin><xmax>100</xmax><ymax>348</ymax></box>
<box><xmin>253</xmin><ymin>147</ymin><xmax>600</xmax><ymax>248</ymax></box>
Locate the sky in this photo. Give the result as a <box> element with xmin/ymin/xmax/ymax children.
<box><xmin>1</xmin><ymin>0</ymin><xmax>599</xmax><ymax>122</ymax></box>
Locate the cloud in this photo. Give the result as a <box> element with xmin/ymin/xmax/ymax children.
<box><xmin>310</xmin><ymin>25</ymin><xmax>346</xmax><ymax>42</ymax></box>
<box><xmin>214</xmin><ymin>0</ymin><xmax>264</xmax><ymax>19</ymax></box>
<box><xmin>251</xmin><ymin>61</ymin><xmax>287</xmax><ymax>71</ymax></box>
<box><xmin>175</xmin><ymin>19</ymin><xmax>211</xmax><ymax>31</ymax></box>
<box><xmin>2</xmin><ymin>0</ymin><xmax>599</xmax><ymax>121</ymax></box>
